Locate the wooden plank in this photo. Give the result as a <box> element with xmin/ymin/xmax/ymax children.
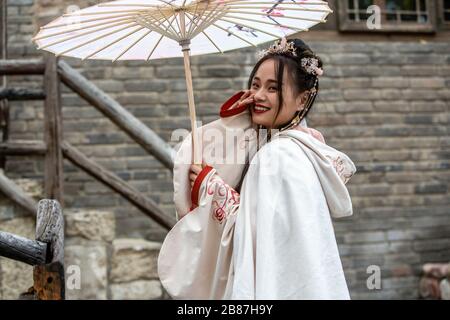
<box><xmin>0</xmin><ymin>59</ymin><xmax>45</xmax><ymax>75</ymax></box>
<box><xmin>58</xmin><ymin>60</ymin><xmax>175</xmax><ymax>170</ymax></box>
<box><xmin>0</xmin><ymin>169</ymin><xmax>37</xmax><ymax>215</ymax></box>
<box><xmin>61</xmin><ymin>140</ymin><xmax>176</xmax><ymax>230</ymax></box>
<box><xmin>0</xmin><ymin>140</ymin><xmax>47</xmax><ymax>155</ymax></box>
<box><xmin>32</xmin><ymin>199</ymin><xmax>65</xmax><ymax>300</ymax></box>
<box><xmin>0</xmin><ymin>231</ymin><xmax>47</xmax><ymax>266</ymax></box>
<box><xmin>0</xmin><ymin>87</ymin><xmax>45</xmax><ymax>100</ymax></box>
<box><xmin>43</xmin><ymin>54</ymin><xmax>64</xmax><ymax>206</ymax></box>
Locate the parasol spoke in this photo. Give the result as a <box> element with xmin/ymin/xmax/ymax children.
<box><xmin>55</xmin><ymin>22</ymin><xmax>140</xmax><ymax>57</ymax></box>
<box><xmin>98</xmin><ymin>3</ymin><xmax>161</xmax><ymax>8</ymax></box>
<box><xmin>62</xmin><ymin>9</ymin><xmax>150</xmax><ymax>17</ymax></box>
<box><xmin>219</xmin><ymin>17</ymin><xmax>284</xmax><ymax>38</ymax></box>
<box><xmin>145</xmin><ymin>13</ymin><xmax>178</xmax><ymax>60</ymax></box>
<box><xmin>188</xmin><ymin>2</ymin><xmax>225</xmax><ymax>38</ymax></box>
<box><xmin>211</xmin><ymin>22</ymin><xmax>258</xmax><ymax>47</ymax></box>
<box><xmin>155</xmin><ymin>6</ymin><xmax>180</xmax><ymax>37</ymax></box>
<box><xmin>222</xmin><ymin>0</ymin><xmax>330</xmax><ymax>5</ymax></box>
<box><xmin>111</xmin><ymin>30</ymin><xmax>152</xmax><ymax>62</ymax></box>
<box><xmin>33</xmin><ymin>16</ymin><xmax>139</xmax><ymax>41</ymax></box>
<box><xmin>146</xmin><ymin>34</ymin><xmax>164</xmax><ymax>60</ymax></box>
<box><xmin>40</xmin><ymin>13</ymin><xmax>139</xmax><ymax>30</ymax></box>
<box><xmin>185</xmin><ymin>0</ymin><xmax>230</xmax><ymax>38</ymax></box>
<box><xmin>111</xmin><ymin>9</ymin><xmax>174</xmax><ymax>62</ymax></box>
<box><xmin>224</xmin><ymin>9</ymin><xmax>327</xmax><ymax>23</ymax></box>
<box><xmin>83</xmin><ymin>26</ymin><xmax>145</xmax><ymax>60</ymax></box>
<box><xmin>186</xmin><ymin>0</ymin><xmax>201</xmax><ymax>35</ymax></box>
<box><xmin>225</xmin><ymin>6</ymin><xmax>332</xmax><ymax>13</ymax></box>
<box><xmin>185</xmin><ymin>12</ymin><xmax>223</xmax><ymax>53</ymax></box>
<box><xmin>138</xmin><ymin>12</ymin><xmax>178</xmax><ymax>40</ymax></box>
<box><xmin>38</xmin><ymin>19</ymin><xmax>137</xmax><ymax>50</ymax></box>
<box><xmin>224</xmin><ymin>14</ymin><xmax>308</xmax><ymax>32</ymax></box>
<box><xmin>186</xmin><ymin>2</ymin><xmax>215</xmax><ymax>38</ymax></box>
<box><xmin>113</xmin><ymin>29</ymin><xmax>153</xmax><ymax>62</ymax></box>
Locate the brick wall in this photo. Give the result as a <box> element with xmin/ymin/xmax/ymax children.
<box><xmin>2</xmin><ymin>0</ymin><xmax>449</xmax><ymax>299</ymax></box>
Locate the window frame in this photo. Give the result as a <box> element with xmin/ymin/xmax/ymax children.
<box><xmin>438</xmin><ymin>0</ymin><xmax>450</xmax><ymax>28</ymax></box>
<box><xmin>338</xmin><ymin>0</ymin><xmax>437</xmax><ymax>33</ymax></box>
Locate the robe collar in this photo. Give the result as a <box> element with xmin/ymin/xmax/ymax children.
<box><xmin>219</xmin><ymin>91</ymin><xmax>248</xmax><ymax>118</ymax></box>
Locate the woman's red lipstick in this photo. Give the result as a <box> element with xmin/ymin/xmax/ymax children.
<box><xmin>253</xmin><ymin>104</ymin><xmax>271</xmax><ymax>114</ymax></box>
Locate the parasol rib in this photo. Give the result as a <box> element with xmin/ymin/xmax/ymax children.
<box><xmin>83</xmin><ymin>26</ymin><xmax>145</xmax><ymax>60</ymax></box>
<box><xmin>225</xmin><ymin>14</ymin><xmax>308</xmax><ymax>32</ymax></box>
<box><xmin>38</xmin><ymin>19</ymin><xmax>137</xmax><ymax>50</ymax></box>
<box><xmin>185</xmin><ymin>12</ymin><xmax>223</xmax><ymax>53</ymax></box>
<box><xmin>112</xmin><ymin>29</ymin><xmax>153</xmax><ymax>62</ymax></box>
<box><xmin>211</xmin><ymin>22</ymin><xmax>257</xmax><ymax>47</ymax></box>
<box><xmin>224</xmin><ymin>10</ymin><xmax>327</xmax><ymax>23</ymax></box>
<box><xmin>40</xmin><ymin>13</ymin><xmax>138</xmax><ymax>30</ymax></box>
<box><xmin>220</xmin><ymin>17</ymin><xmax>284</xmax><ymax>38</ymax></box>
<box><xmin>34</xmin><ymin>16</ymin><xmax>138</xmax><ymax>41</ymax></box>
<box><xmin>55</xmin><ymin>22</ymin><xmax>139</xmax><ymax>57</ymax></box>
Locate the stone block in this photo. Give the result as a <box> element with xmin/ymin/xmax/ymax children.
<box><xmin>110</xmin><ymin>239</ymin><xmax>161</xmax><ymax>283</ymax></box>
<box><xmin>64</xmin><ymin>245</ymin><xmax>108</xmax><ymax>300</ymax></box>
<box><xmin>65</xmin><ymin>209</ymin><xmax>115</xmax><ymax>242</ymax></box>
<box><xmin>110</xmin><ymin>280</ymin><xmax>163</xmax><ymax>300</ymax></box>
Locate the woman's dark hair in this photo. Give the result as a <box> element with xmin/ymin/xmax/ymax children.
<box><xmin>246</xmin><ymin>38</ymin><xmax>323</xmax><ymax>129</ymax></box>
<box><xmin>235</xmin><ymin>39</ymin><xmax>323</xmax><ymax>193</ymax></box>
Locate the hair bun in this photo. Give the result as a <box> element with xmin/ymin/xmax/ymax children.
<box><xmin>289</xmin><ymin>38</ymin><xmax>322</xmax><ymax>68</ymax></box>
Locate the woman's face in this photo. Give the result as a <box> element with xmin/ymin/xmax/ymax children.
<box><xmin>249</xmin><ymin>59</ymin><xmax>306</xmax><ymax>129</ymax></box>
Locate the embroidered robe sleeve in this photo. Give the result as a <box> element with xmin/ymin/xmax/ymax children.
<box><xmin>157</xmin><ymin>165</ymin><xmax>240</xmax><ymax>299</ymax></box>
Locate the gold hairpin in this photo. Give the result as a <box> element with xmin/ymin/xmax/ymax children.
<box><xmin>257</xmin><ymin>37</ymin><xmax>297</xmax><ymax>59</ymax></box>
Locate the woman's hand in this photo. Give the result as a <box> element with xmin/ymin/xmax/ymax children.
<box><xmin>230</xmin><ymin>90</ymin><xmax>255</xmax><ymax>110</ymax></box>
<box><xmin>189</xmin><ymin>161</ymin><xmax>208</xmax><ymax>189</ymax></box>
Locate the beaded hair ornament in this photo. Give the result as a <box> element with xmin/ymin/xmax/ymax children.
<box><xmin>256</xmin><ymin>37</ymin><xmax>324</xmax><ymax>133</ymax></box>
<box><xmin>257</xmin><ymin>37</ymin><xmax>324</xmax><ymax>77</ymax></box>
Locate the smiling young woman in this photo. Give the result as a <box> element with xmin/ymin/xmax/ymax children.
<box><xmin>158</xmin><ymin>38</ymin><xmax>357</xmax><ymax>300</ymax></box>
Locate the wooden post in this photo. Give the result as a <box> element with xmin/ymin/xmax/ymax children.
<box><xmin>0</xmin><ymin>0</ymin><xmax>8</xmax><ymax>170</ymax></box>
<box><xmin>31</xmin><ymin>199</ymin><xmax>65</xmax><ymax>300</ymax></box>
<box><xmin>43</xmin><ymin>54</ymin><xmax>64</xmax><ymax>207</ymax></box>
<box><xmin>0</xmin><ymin>94</ymin><xmax>9</xmax><ymax>170</ymax></box>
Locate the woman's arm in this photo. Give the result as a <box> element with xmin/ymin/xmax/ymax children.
<box><xmin>189</xmin><ymin>163</ymin><xmax>240</xmax><ymax>219</ymax></box>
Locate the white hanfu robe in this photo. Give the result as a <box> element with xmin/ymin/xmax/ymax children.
<box><xmin>157</xmin><ymin>91</ymin><xmax>357</xmax><ymax>300</ymax></box>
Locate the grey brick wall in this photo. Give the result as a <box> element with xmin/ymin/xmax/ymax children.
<box><xmin>2</xmin><ymin>0</ymin><xmax>449</xmax><ymax>299</ymax></box>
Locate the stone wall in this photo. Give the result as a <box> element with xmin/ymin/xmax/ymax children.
<box><xmin>1</xmin><ymin>0</ymin><xmax>449</xmax><ymax>299</ymax></box>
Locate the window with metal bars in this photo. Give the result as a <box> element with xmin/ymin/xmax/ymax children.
<box><xmin>338</xmin><ymin>0</ymin><xmax>437</xmax><ymax>32</ymax></box>
<box><xmin>441</xmin><ymin>0</ymin><xmax>450</xmax><ymax>23</ymax></box>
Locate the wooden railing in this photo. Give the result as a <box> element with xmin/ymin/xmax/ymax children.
<box><xmin>0</xmin><ymin>199</ymin><xmax>65</xmax><ymax>300</ymax></box>
<box><xmin>0</xmin><ymin>55</ymin><xmax>177</xmax><ymax>230</ymax></box>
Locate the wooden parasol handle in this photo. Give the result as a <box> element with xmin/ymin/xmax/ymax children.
<box><xmin>182</xmin><ymin>48</ymin><xmax>201</xmax><ymax>165</ymax></box>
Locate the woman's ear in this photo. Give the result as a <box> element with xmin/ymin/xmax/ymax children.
<box><xmin>295</xmin><ymin>91</ymin><xmax>309</xmax><ymax>111</ymax></box>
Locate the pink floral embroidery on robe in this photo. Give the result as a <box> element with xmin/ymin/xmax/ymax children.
<box><xmin>206</xmin><ymin>173</ymin><xmax>240</xmax><ymax>224</ymax></box>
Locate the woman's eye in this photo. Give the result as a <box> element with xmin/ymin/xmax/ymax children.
<box><xmin>269</xmin><ymin>87</ymin><xmax>277</xmax><ymax>91</ymax></box>
<box><xmin>252</xmin><ymin>83</ymin><xmax>259</xmax><ymax>88</ymax></box>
